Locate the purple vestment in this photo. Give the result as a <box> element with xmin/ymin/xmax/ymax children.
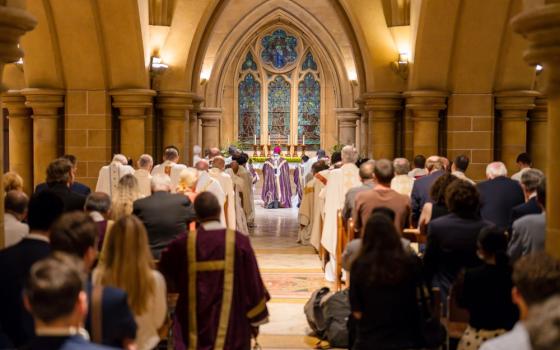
<box><xmin>294</xmin><ymin>165</ymin><xmax>304</xmax><ymax>204</ymax></box>
<box><xmin>159</xmin><ymin>227</ymin><xmax>270</xmax><ymax>350</ymax></box>
<box><xmin>261</xmin><ymin>157</ymin><xmax>292</xmax><ymax>208</ymax></box>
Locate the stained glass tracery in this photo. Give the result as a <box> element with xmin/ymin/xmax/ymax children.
<box><xmin>241</xmin><ymin>52</ymin><xmax>257</xmax><ymax>71</ymax></box>
<box><xmin>298</xmin><ymin>73</ymin><xmax>320</xmax><ymax>149</ymax></box>
<box><xmin>302</xmin><ymin>52</ymin><xmax>317</xmax><ymax>71</ymax></box>
<box><xmin>268</xmin><ymin>76</ymin><xmax>291</xmax><ymax>141</ymax></box>
<box><xmin>260</xmin><ymin>29</ymin><xmax>298</xmax><ymax>69</ymax></box>
<box><xmin>238</xmin><ymin>73</ymin><xmax>261</xmax><ymax>145</ymax></box>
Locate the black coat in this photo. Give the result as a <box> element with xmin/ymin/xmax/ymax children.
<box><xmin>133</xmin><ymin>191</ymin><xmax>196</xmax><ymax>259</ymax></box>
<box><xmin>410</xmin><ymin>170</ymin><xmax>444</xmax><ymax>224</ymax></box>
<box><xmin>44</xmin><ymin>183</ymin><xmax>87</xmax><ymax>213</ymax></box>
<box><xmin>511</xmin><ymin>196</ymin><xmax>542</xmax><ymax>225</ymax></box>
<box><xmin>477</xmin><ymin>176</ymin><xmax>524</xmax><ymax>230</ymax></box>
<box><xmin>35</xmin><ymin>181</ymin><xmax>91</xmax><ymax>197</ymax></box>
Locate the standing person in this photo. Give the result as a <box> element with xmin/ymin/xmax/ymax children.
<box><xmin>511</xmin><ymin>153</ymin><xmax>532</xmax><ymax>182</ymax></box>
<box><xmin>84</xmin><ymin>192</ymin><xmax>112</xmax><ymax>251</ymax></box>
<box><xmin>134</xmin><ymin>154</ymin><xmax>153</xmax><ymax>197</ymax></box>
<box><xmin>342</xmin><ymin>160</ymin><xmax>375</xmax><ymax>221</ymax></box>
<box><xmin>151</xmin><ymin>146</ymin><xmax>187</xmax><ymax>189</ymax></box>
<box><xmin>176</xmin><ymin>167</ymin><xmax>199</xmax><ymax>203</ymax></box>
<box><xmin>321</xmin><ymin>146</ymin><xmax>361</xmax><ymax>281</ymax></box>
<box><xmin>95</xmin><ymin>154</ymin><xmax>135</xmax><ymax>197</ymax></box>
<box><xmin>510</xmin><ymin>169</ymin><xmax>544</xmax><ymax>224</ymax></box>
<box><xmin>298</xmin><ymin>161</ymin><xmax>329</xmax><ymax>245</ymax></box>
<box><xmin>35</xmin><ymin>155</ymin><xmax>91</xmax><ymax>196</ymax></box>
<box><xmin>417</xmin><ymin>173</ymin><xmax>459</xmax><ymax>234</ymax></box>
<box><xmin>195</xmin><ymin>159</ymin><xmax>226</xmax><ymax>225</ymax></box>
<box><xmin>451</xmin><ymin>155</ymin><xmax>475</xmax><ymax>184</ymax></box>
<box><xmin>410</xmin><ymin>156</ymin><xmax>445</xmax><ymax>225</ymax></box>
<box><xmin>408</xmin><ymin>154</ymin><xmax>428</xmax><ymax>179</ymax></box>
<box><xmin>159</xmin><ymin>192</ymin><xmax>270</xmax><ymax>350</ymax></box>
<box><xmin>111</xmin><ymin>174</ymin><xmax>142</xmax><ymax>221</ymax></box>
<box><xmin>261</xmin><ymin>146</ymin><xmax>292</xmax><ymax>208</ymax></box>
<box><xmin>23</xmin><ymin>254</ymin><xmax>117</xmax><ymax>350</ymax></box>
<box><xmin>236</xmin><ymin>153</ymin><xmax>256</xmax><ymax>227</ymax></box>
<box><xmin>455</xmin><ymin>227</ymin><xmax>519</xmax><ymax>350</ymax></box>
<box><xmin>391</xmin><ymin>158</ymin><xmax>414</xmax><ymax>196</ymax></box>
<box><xmin>478</xmin><ymin>162</ymin><xmax>524</xmax><ymax>230</ymax></box>
<box><xmin>94</xmin><ymin>216</ymin><xmax>167</xmax><ymax>350</ymax></box>
<box><xmin>350</xmin><ymin>213</ymin><xmax>425</xmax><ymax>350</ymax></box>
<box><xmin>4</xmin><ymin>190</ymin><xmax>29</xmax><ymax>247</ymax></box>
<box><xmin>0</xmin><ymin>191</ymin><xmax>64</xmax><ymax>347</ymax></box>
<box><xmin>225</xmin><ymin>160</ymin><xmax>250</xmax><ymax>235</ymax></box>
<box><xmin>192</xmin><ymin>145</ymin><xmax>202</xmax><ymax>166</ymax></box>
<box><xmin>133</xmin><ymin>174</ymin><xmax>196</xmax><ymax>259</ymax></box>
<box><xmin>3</xmin><ymin>171</ymin><xmax>24</xmax><ymax>193</ymax></box>
<box><xmin>44</xmin><ymin>158</ymin><xmax>87</xmax><ymax>213</ymax></box>
<box><xmin>294</xmin><ymin>156</ymin><xmax>307</xmax><ymax>206</ymax></box>
<box><xmin>209</xmin><ymin>156</ymin><xmax>236</xmax><ymax>230</ymax></box>
<box><xmin>310</xmin><ymin>161</ymin><xmax>330</xmax><ymax>251</ymax></box>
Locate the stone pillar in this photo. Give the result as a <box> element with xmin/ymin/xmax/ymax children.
<box><xmin>528</xmin><ymin>95</ymin><xmax>547</xmax><ymax>171</ymax></box>
<box><xmin>2</xmin><ymin>90</ymin><xmax>33</xmax><ymax>194</ymax></box>
<box><xmin>199</xmin><ymin>107</ymin><xmax>222</xmax><ymax>152</ymax></box>
<box><xmin>0</xmin><ymin>2</ymin><xmax>37</xmax><ymax>248</ymax></box>
<box><xmin>335</xmin><ymin>108</ymin><xmax>360</xmax><ymax>147</ymax></box>
<box><xmin>495</xmin><ymin>90</ymin><xmax>539</xmax><ymax>173</ymax></box>
<box><xmin>110</xmin><ymin>89</ymin><xmax>156</xmax><ymax>163</ymax></box>
<box><xmin>363</xmin><ymin>92</ymin><xmax>402</xmax><ymax>160</ymax></box>
<box><xmin>187</xmin><ymin>94</ymin><xmax>203</xmax><ymax>164</ymax></box>
<box><xmin>355</xmin><ymin>97</ymin><xmax>368</xmax><ymax>156</ymax></box>
<box><xmin>404</xmin><ymin>91</ymin><xmax>447</xmax><ymax>158</ymax></box>
<box><xmin>21</xmin><ymin>89</ymin><xmax>64</xmax><ymax>187</ymax></box>
<box><xmin>156</xmin><ymin>91</ymin><xmax>194</xmax><ymax>163</ymax></box>
<box><xmin>513</xmin><ymin>1</ymin><xmax>560</xmax><ymax>258</ymax></box>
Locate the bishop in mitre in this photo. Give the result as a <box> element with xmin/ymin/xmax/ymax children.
<box><xmin>151</xmin><ymin>146</ymin><xmax>187</xmax><ymax>189</ymax></box>
<box><xmin>320</xmin><ymin>145</ymin><xmax>361</xmax><ymax>281</ymax></box>
<box><xmin>262</xmin><ymin>146</ymin><xmax>292</xmax><ymax>209</ymax></box>
<box><xmin>95</xmin><ymin>154</ymin><xmax>135</xmax><ymax>197</ymax></box>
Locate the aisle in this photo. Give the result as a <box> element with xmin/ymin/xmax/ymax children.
<box><xmin>249</xmin><ymin>199</ymin><xmax>334</xmax><ymax>349</ymax></box>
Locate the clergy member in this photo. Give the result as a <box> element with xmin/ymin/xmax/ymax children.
<box><xmin>159</xmin><ymin>192</ymin><xmax>270</xmax><ymax>350</ymax></box>
<box><xmin>195</xmin><ymin>159</ymin><xmax>226</xmax><ymax>225</ymax></box>
<box><xmin>310</xmin><ymin>160</ymin><xmax>329</xmax><ymax>251</ymax></box>
<box><xmin>209</xmin><ymin>156</ymin><xmax>237</xmax><ymax>231</ymax></box>
<box><xmin>225</xmin><ymin>160</ymin><xmax>250</xmax><ymax>235</ymax></box>
<box><xmin>320</xmin><ymin>145</ymin><xmax>361</xmax><ymax>281</ymax></box>
<box><xmin>235</xmin><ymin>154</ymin><xmax>256</xmax><ymax>226</ymax></box>
<box><xmin>298</xmin><ymin>160</ymin><xmax>328</xmax><ymax>246</ymax></box>
<box><xmin>134</xmin><ymin>154</ymin><xmax>153</xmax><ymax>197</ymax></box>
<box><xmin>152</xmin><ymin>146</ymin><xmax>187</xmax><ymax>189</ymax></box>
<box><xmin>262</xmin><ymin>146</ymin><xmax>292</xmax><ymax>208</ymax></box>
<box><xmin>294</xmin><ymin>156</ymin><xmax>306</xmax><ymax>206</ymax></box>
<box><xmin>95</xmin><ymin>154</ymin><xmax>135</xmax><ymax>197</ymax></box>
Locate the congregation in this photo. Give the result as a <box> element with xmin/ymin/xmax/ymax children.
<box><xmin>0</xmin><ymin>143</ymin><xmax>558</xmax><ymax>350</ymax></box>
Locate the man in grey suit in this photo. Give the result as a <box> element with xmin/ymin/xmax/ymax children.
<box><xmin>508</xmin><ymin>178</ymin><xmax>546</xmax><ymax>262</ymax></box>
<box><xmin>342</xmin><ymin>160</ymin><xmax>375</xmax><ymax>221</ymax></box>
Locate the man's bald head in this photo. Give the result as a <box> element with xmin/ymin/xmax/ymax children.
<box><xmin>212</xmin><ymin>156</ymin><xmax>225</xmax><ymax>170</ymax></box>
<box><xmin>209</xmin><ymin>148</ymin><xmax>221</xmax><ymax>159</ymax></box>
<box><xmin>5</xmin><ymin>190</ymin><xmax>29</xmax><ymax>216</ymax></box>
<box><xmin>426</xmin><ymin>156</ymin><xmax>443</xmax><ymax>172</ymax></box>
<box><xmin>195</xmin><ymin>159</ymin><xmax>210</xmax><ymax>172</ymax></box>
<box><xmin>359</xmin><ymin>160</ymin><xmax>375</xmax><ymax>181</ymax></box>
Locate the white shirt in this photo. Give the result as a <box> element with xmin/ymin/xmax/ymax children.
<box><xmin>209</xmin><ymin>168</ymin><xmax>236</xmax><ymax>230</ymax></box>
<box><xmin>95</xmin><ymin>162</ymin><xmax>135</xmax><ymax>197</ymax></box>
<box><xmin>479</xmin><ymin>322</ymin><xmax>530</xmax><ymax>350</ymax></box>
<box><xmin>196</xmin><ymin>172</ymin><xmax>226</xmax><ymax>225</ymax></box>
<box><xmin>4</xmin><ymin>213</ymin><xmax>29</xmax><ymax>247</ymax></box>
<box><xmin>511</xmin><ymin>167</ymin><xmax>531</xmax><ymax>182</ymax></box>
<box><xmin>452</xmin><ymin>170</ymin><xmax>476</xmax><ymax>184</ymax></box>
<box><xmin>151</xmin><ymin>161</ymin><xmax>187</xmax><ymax>190</ymax></box>
<box><xmin>134</xmin><ymin>169</ymin><xmax>153</xmax><ymax>197</ymax></box>
<box><xmin>201</xmin><ymin>220</ymin><xmax>226</xmax><ymax>231</ymax></box>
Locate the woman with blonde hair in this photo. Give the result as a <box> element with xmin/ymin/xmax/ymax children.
<box><xmin>111</xmin><ymin>174</ymin><xmax>142</xmax><ymax>220</ymax></box>
<box><xmin>93</xmin><ymin>215</ymin><xmax>167</xmax><ymax>350</ymax></box>
<box><xmin>175</xmin><ymin>167</ymin><xmax>199</xmax><ymax>202</ymax></box>
<box><xmin>3</xmin><ymin>171</ymin><xmax>24</xmax><ymax>193</ymax></box>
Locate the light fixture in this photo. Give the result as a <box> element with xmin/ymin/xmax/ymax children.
<box><xmin>15</xmin><ymin>57</ymin><xmax>24</xmax><ymax>71</ymax></box>
<box><xmin>150</xmin><ymin>56</ymin><xmax>168</xmax><ymax>74</ymax></box>
<box><xmin>200</xmin><ymin>69</ymin><xmax>211</xmax><ymax>85</ymax></box>
<box><xmin>535</xmin><ymin>64</ymin><xmax>543</xmax><ymax>75</ymax></box>
<box><xmin>391</xmin><ymin>52</ymin><xmax>409</xmax><ymax>79</ymax></box>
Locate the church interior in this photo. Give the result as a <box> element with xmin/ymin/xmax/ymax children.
<box><xmin>1</xmin><ymin>0</ymin><xmax>560</xmax><ymax>349</ymax></box>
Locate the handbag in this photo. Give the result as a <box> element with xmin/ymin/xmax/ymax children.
<box><xmin>416</xmin><ymin>281</ymin><xmax>446</xmax><ymax>349</ymax></box>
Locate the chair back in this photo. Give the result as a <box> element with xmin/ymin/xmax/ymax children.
<box><xmin>445</xmin><ymin>285</ymin><xmax>470</xmax><ymax>340</ymax></box>
<box><xmin>335</xmin><ymin>209</ymin><xmax>346</xmax><ymax>291</ymax></box>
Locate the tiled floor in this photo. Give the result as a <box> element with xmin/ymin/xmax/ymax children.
<box><xmin>250</xmin><ymin>199</ymin><xmax>334</xmax><ymax>349</ymax></box>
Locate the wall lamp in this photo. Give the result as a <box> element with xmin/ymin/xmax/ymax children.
<box><xmin>150</xmin><ymin>56</ymin><xmax>168</xmax><ymax>75</ymax></box>
<box><xmin>15</xmin><ymin>57</ymin><xmax>24</xmax><ymax>72</ymax></box>
<box><xmin>535</xmin><ymin>64</ymin><xmax>543</xmax><ymax>75</ymax></box>
<box><xmin>391</xmin><ymin>52</ymin><xmax>409</xmax><ymax>80</ymax></box>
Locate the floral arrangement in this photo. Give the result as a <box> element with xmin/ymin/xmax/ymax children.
<box><xmin>250</xmin><ymin>156</ymin><xmax>302</xmax><ymax>163</ymax></box>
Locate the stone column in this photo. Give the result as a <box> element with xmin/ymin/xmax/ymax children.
<box><xmin>528</xmin><ymin>95</ymin><xmax>547</xmax><ymax>171</ymax></box>
<box><xmin>21</xmin><ymin>89</ymin><xmax>65</xmax><ymax>187</ymax></box>
<box><xmin>404</xmin><ymin>91</ymin><xmax>448</xmax><ymax>158</ymax></box>
<box><xmin>199</xmin><ymin>107</ymin><xmax>222</xmax><ymax>152</ymax></box>
<box><xmin>355</xmin><ymin>97</ymin><xmax>368</xmax><ymax>156</ymax></box>
<box><xmin>110</xmin><ymin>89</ymin><xmax>156</xmax><ymax>163</ymax></box>
<box><xmin>495</xmin><ymin>90</ymin><xmax>539</xmax><ymax>172</ymax></box>
<box><xmin>513</xmin><ymin>1</ymin><xmax>560</xmax><ymax>258</ymax></box>
<box><xmin>335</xmin><ymin>108</ymin><xmax>360</xmax><ymax>147</ymax></box>
<box><xmin>2</xmin><ymin>90</ymin><xmax>33</xmax><ymax>194</ymax></box>
<box><xmin>187</xmin><ymin>94</ymin><xmax>203</xmax><ymax>164</ymax></box>
<box><xmin>363</xmin><ymin>92</ymin><xmax>402</xmax><ymax>160</ymax></box>
<box><xmin>156</xmin><ymin>91</ymin><xmax>194</xmax><ymax>163</ymax></box>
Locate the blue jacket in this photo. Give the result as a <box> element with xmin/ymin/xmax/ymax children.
<box><xmin>477</xmin><ymin>176</ymin><xmax>524</xmax><ymax>230</ymax></box>
<box><xmin>25</xmin><ymin>334</ymin><xmax>118</xmax><ymax>350</ymax></box>
<box><xmin>35</xmin><ymin>182</ymin><xmax>91</xmax><ymax>197</ymax></box>
<box><xmin>410</xmin><ymin>170</ymin><xmax>444</xmax><ymax>224</ymax></box>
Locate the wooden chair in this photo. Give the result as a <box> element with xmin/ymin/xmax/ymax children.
<box><xmin>402</xmin><ymin>228</ymin><xmax>427</xmax><ymax>244</ymax></box>
<box><xmin>335</xmin><ymin>210</ymin><xmax>350</xmax><ymax>291</ymax></box>
<box><xmin>444</xmin><ymin>285</ymin><xmax>470</xmax><ymax>349</ymax></box>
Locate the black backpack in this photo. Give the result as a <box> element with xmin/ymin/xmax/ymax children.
<box><xmin>304</xmin><ymin>287</ymin><xmax>350</xmax><ymax>348</ymax></box>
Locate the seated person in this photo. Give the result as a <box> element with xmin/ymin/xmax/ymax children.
<box><xmin>23</xmin><ymin>254</ymin><xmax>116</xmax><ymax>350</ymax></box>
<box><xmin>455</xmin><ymin>227</ymin><xmax>519</xmax><ymax>350</ymax></box>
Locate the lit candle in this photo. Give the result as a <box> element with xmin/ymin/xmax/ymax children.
<box><xmin>303</xmin><ymin>134</ymin><xmax>305</xmax><ymax>145</ymax></box>
<box><xmin>254</xmin><ymin>134</ymin><xmax>257</xmax><ymax>145</ymax></box>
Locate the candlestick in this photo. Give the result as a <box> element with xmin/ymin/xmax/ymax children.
<box><xmin>254</xmin><ymin>134</ymin><xmax>257</xmax><ymax>145</ymax></box>
<box><xmin>303</xmin><ymin>134</ymin><xmax>305</xmax><ymax>145</ymax></box>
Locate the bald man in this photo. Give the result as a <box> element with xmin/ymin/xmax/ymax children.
<box><xmin>152</xmin><ymin>146</ymin><xmax>187</xmax><ymax>189</ymax></box>
<box><xmin>209</xmin><ymin>157</ymin><xmax>237</xmax><ymax>231</ymax></box>
<box><xmin>95</xmin><ymin>154</ymin><xmax>135</xmax><ymax>197</ymax></box>
<box><xmin>195</xmin><ymin>159</ymin><xmax>226</xmax><ymax>225</ymax></box>
<box><xmin>4</xmin><ymin>190</ymin><xmax>30</xmax><ymax>247</ymax></box>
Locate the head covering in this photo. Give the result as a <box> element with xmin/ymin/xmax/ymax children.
<box><xmin>274</xmin><ymin>146</ymin><xmax>282</xmax><ymax>154</ymax></box>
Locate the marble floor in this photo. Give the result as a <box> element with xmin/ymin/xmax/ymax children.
<box><xmin>249</xmin><ymin>199</ymin><xmax>335</xmax><ymax>349</ymax></box>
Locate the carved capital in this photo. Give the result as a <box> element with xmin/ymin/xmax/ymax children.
<box><xmin>495</xmin><ymin>90</ymin><xmax>540</xmax><ymax>120</ymax></box>
<box><xmin>335</xmin><ymin>108</ymin><xmax>361</xmax><ymax>126</ymax></box>
<box><xmin>2</xmin><ymin>90</ymin><xmax>31</xmax><ymax>118</ymax></box>
<box><xmin>198</xmin><ymin>107</ymin><xmax>222</xmax><ymax>126</ymax></box>
<box><xmin>156</xmin><ymin>91</ymin><xmax>194</xmax><ymax>120</ymax></box>
<box><xmin>21</xmin><ymin>88</ymin><xmax>64</xmax><ymax>119</ymax></box>
<box><xmin>361</xmin><ymin>92</ymin><xmax>403</xmax><ymax>112</ymax></box>
<box><xmin>530</xmin><ymin>95</ymin><xmax>548</xmax><ymax>122</ymax></box>
<box><xmin>110</xmin><ymin>89</ymin><xmax>156</xmax><ymax>119</ymax></box>
<box><xmin>404</xmin><ymin>90</ymin><xmax>447</xmax><ymax>121</ymax></box>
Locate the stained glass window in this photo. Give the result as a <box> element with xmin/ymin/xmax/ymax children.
<box><xmin>302</xmin><ymin>52</ymin><xmax>317</xmax><ymax>71</ymax></box>
<box><xmin>261</xmin><ymin>29</ymin><xmax>298</xmax><ymax>69</ymax></box>
<box><xmin>238</xmin><ymin>74</ymin><xmax>261</xmax><ymax>145</ymax></box>
<box><xmin>298</xmin><ymin>73</ymin><xmax>320</xmax><ymax>149</ymax></box>
<box><xmin>268</xmin><ymin>76</ymin><xmax>291</xmax><ymax>142</ymax></box>
<box><xmin>241</xmin><ymin>52</ymin><xmax>257</xmax><ymax>71</ymax></box>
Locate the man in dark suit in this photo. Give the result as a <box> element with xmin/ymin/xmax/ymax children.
<box><xmin>477</xmin><ymin>161</ymin><xmax>525</xmax><ymax>230</ymax></box>
<box><xmin>42</xmin><ymin>158</ymin><xmax>87</xmax><ymax>213</ymax></box>
<box><xmin>0</xmin><ymin>191</ymin><xmax>64</xmax><ymax>347</ymax></box>
<box><xmin>50</xmin><ymin>212</ymin><xmax>137</xmax><ymax>349</ymax></box>
<box><xmin>23</xmin><ymin>254</ymin><xmax>117</xmax><ymax>350</ymax></box>
<box><xmin>84</xmin><ymin>192</ymin><xmax>112</xmax><ymax>250</ymax></box>
<box><xmin>35</xmin><ymin>154</ymin><xmax>92</xmax><ymax>196</ymax></box>
<box><xmin>510</xmin><ymin>168</ymin><xmax>544</xmax><ymax>225</ymax></box>
<box><xmin>133</xmin><ymin>174</ymin><xmax>196</xmax><ymax>259</ymax></box>
<box><xmin>410</xmin><ymin>155</ymin><xmax>445</xmax><ymax>225</ymax></box>
<box><xmin>424</xmin><ymin>180</ymin><xmax>492</xmax><ymax>301</ymax></box>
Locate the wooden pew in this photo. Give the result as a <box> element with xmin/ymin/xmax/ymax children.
<box><xmin>335</xmin><ymin>210</ymin><xmax>352</xmax><ymax>291</ymax></box>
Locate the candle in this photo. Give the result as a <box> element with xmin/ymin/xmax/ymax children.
<box><xmin>254</xmin><ymin>134</ymin><xmax>257</xmax><ymax>145</ymax></box>
<box><xmin>303</xmin><ymin>134</ymin><xmax>305</xmax><ymax>145</ymax></box>
<box><xmin>268</xmin><ymin>134</ymin><xmax>271</xmax><ymax>144</ymax></box>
